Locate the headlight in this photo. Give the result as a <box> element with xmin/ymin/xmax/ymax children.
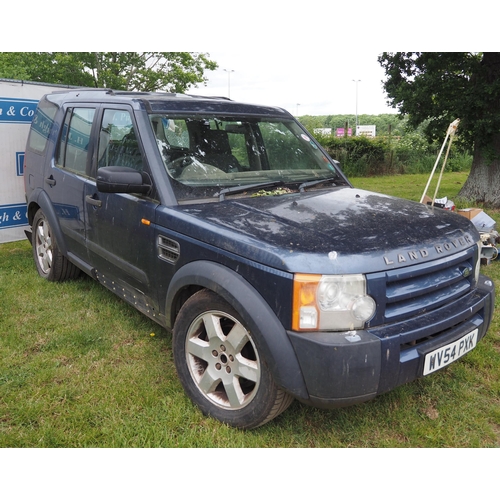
<box><xmin>292</xmin><ymin>274</ymin><xmax>376</xmax><ymax>331</ymax></box>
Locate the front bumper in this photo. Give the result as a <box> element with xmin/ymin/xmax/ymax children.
<box><xmin>287</xmin><ymin>275</ymin><xmax>495</xmax><ymax>409</ymax></box>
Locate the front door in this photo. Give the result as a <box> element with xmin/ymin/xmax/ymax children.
<box><xmin>84</xmin><ymin>106</ymin><xmax>159</xmax><ymax>316</ymax></box>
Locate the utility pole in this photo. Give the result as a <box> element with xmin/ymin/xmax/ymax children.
<box><xmin>224</xmin><ymin>69</ymin><xmax>234</xmax><ymax>99</ymax></box>
<box><xmin>352</xmin><ymin>79</ymin><xmax>361</xmax><ymax>135</ymax></box>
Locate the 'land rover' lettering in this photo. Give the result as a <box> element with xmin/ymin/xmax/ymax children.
<box><xmin>384</xmin><ymin>248</ymin><xmax>430</xmax><ymax>266</ymax></box>
<box><xmin>384</xmin><ymin>235</ymin><xmax>474</xmax><ymax>265</ymax></box>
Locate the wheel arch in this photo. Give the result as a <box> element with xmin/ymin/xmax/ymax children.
<box><xmin>165</xmin><ymin>260</ymin><xmax>309</xmax><ymax>400</ymax></box>
<box><xmin>27</xmin><ymin>188</ymin><xmax>68</xmax><ymax>256</ymax></box>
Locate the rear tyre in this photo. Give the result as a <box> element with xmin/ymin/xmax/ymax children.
<box><xmin>32</xmin><ymin>209</ymin><xmax>80</xmax><ymax>282</ymax></box>
<box><xmin>173</xmin><ymin>289</ymin><xmax>294</xmax><ymax>429</ymax></box>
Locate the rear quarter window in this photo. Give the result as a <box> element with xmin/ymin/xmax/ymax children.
<box><xmin>27</xmin><ymin>97</ymin><xmax>59</xmax><ymax>154</ymax></box>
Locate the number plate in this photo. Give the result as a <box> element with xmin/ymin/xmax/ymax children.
<box><xmin>423</xmin><ymin>329</ymin><xmax>478</xmax><ymax>376</ymax></box>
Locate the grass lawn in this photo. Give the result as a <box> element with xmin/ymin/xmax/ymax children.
<box><xmin>1</xmin><ymin>171</ymin><xmax>499</xmax><ymax>449</ymax></box>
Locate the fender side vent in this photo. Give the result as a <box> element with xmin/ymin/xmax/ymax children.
<box><xmin>158</xmin><ymin>235</ymin><xmax>180</xmax><ymax>263</ymax></box>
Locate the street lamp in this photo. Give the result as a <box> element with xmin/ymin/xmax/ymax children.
<box><xmin>352</xmin><ymin>79</ymin><xmax>361</xmax><ymax>135</ymax></box>
<box><xmin>224</xmin><ymin>69</ymin><xmax>234</xmax><ymax>98</ymax></box>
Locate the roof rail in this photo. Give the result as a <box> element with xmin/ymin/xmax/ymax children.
<box><xmin>187</xmin><ymin>94</ymin><xmax>232</xmax><ymax>101</ymax></box>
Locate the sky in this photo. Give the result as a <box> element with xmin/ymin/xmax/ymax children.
<box><xmin>189</xmin><ymin>50</ymin><xmax>394</xmax><ymax>117</ymax></box>
<box><xmin>6</xmin><ymin>2</ymin><xmax>496</xmax><ymax>121</ymax></box>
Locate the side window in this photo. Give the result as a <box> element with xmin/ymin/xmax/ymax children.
<box><xmin>56</xmin><ymin>107</ymin><xmax>96</xmax><ymax>174</ymax></box>
<box><xmin>27</xmin><ymin>97</ymin><xmax>59</xmax><ymax>154</ymax></box>
<box><xmin>98</xmin><ymin>109</ymin><xmax>144</xmax><ymax>171</ymax></box>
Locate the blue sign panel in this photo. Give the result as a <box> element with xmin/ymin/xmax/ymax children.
<box><xmin>0</xmin><ymin>97</ymin><xmax>38</xmax><ymax>123</ymax></box>
<box><xmin>16</xmin><ymin>152</ymin><xmax>25</xmax><ymax>176</ymax></box>
<box><xmin>0</xmin><ymin>203</ymin><xmax>28</xmax><ymax>229</ymax></box>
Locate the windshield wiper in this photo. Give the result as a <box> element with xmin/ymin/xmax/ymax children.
<box><xmin>298</xmin><ymin>176</ymin><xmax>340</xmax><ymax>193</ymax></box>
<box><xmin>216</xmin><ymin>181</ymin><xmax>284</xmax><ymax>201</ymax></box>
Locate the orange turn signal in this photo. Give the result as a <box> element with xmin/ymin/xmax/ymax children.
<box><xmin>292</xmin><ymin>274</ymin><xmax>321</xmax><ymax>331</ymax></box>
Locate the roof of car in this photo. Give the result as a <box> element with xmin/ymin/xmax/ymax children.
<box><xmin>45</xmin><ymin>88</ymin><xmax>292</xmax><ymax>118</ymax></box>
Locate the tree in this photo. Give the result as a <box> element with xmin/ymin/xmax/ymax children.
<box><xmin>0</xmin><ymin>52</ymin><xmax>217</xmax><ymax>93</ymax></box>
<box><xmin>378</xmin><ymin>52</ymin><xmax>500</xmax><ymax>207</ymax></box>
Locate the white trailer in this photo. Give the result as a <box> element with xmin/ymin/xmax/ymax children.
<box><xmin>0</xmin><ymin>79</ymin><xmax>72</xmax><ymax>243</ymax></box>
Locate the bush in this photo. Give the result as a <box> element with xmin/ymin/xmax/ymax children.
<box><xmin>315</xmin><ymin>133</ymin><xmax>472</xmax><ymax>177</ymax></box>
<box><xmin>317</xmin><ymin>135</ymin><xmax>387</xmax><ymax>176</ymax></box>
<box><xmin>446</xmin><ymin>152</ymin><xmax>473</xmax><ymax>172</ymax></box>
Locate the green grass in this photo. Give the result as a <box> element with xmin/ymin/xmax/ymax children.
<box><xmin>350</xmin><ymin>171</ymin><xmax>471</xmax><ymax>204</ymax></box>
<box><xmin>1</xmin><ymin>171</ymin><xmax>499</xmax><ymax>448</ymax></box>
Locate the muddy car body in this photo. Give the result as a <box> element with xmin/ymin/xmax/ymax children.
<box><xmin>24</xmin><ymin>89</ymin><xmax>495</xmax><ymax>428</ymax></box>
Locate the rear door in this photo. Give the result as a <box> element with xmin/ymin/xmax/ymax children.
<box><xmin>84</xmin><ymin>105</ymin><xmax>159</xmax><ymax>315</ymax></box>
<box><xmin>48</xmin><ymin>105</ymin><xmax>97</xmax><ymax>261</ymax></box>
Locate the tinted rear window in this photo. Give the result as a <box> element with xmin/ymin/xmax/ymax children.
<box><xmin>27</xmin><ymin>97</ymin><xmax>58</xmax><ymax>154</ymax></box>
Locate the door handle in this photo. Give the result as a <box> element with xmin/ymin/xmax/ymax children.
<box><xmin>45</xmin><ymin>176</ymin><xmax>56</xmax><ymax>186</ymax></box>
<box><xmin>85</xmin><ymin>195</ymin><xmax>102</xmax><ymax>208</ymax></box>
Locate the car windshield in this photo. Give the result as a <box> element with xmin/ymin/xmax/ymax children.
<box><xmin>149</xmin><ymin>114</ymin><xmax>345</xmax><ymax>200</ymax></box>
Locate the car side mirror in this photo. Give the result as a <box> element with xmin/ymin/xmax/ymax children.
<box><xmin>96</xmin><ymin>166</ymin><xmax>151</xmax><ymax>194</ymax></box>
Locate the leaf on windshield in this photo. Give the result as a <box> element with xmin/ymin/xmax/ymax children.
<box><xmin>251</xmin><ymin>187</ymin><xmax>294</xmax><ymax>197</ymax></box>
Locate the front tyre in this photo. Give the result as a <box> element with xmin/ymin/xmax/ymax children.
<box><xmin>32</xmin><ymin>209</ymin><xmax>80</xmax><ymax>282</ymax></box>
<box><xmin>173</xmin><ymin>289</ymin><xmax>293</xmax><ymax>429</ymax></box>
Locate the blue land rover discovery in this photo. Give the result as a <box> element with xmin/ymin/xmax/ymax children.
<box><xmin>24</xmin><ymin>89</ymin><xmax>495</xmax><ymax>428</ymax></box>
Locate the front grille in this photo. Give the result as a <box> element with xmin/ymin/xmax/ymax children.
<box><xmin>368</xmin><ymin>246</ymin><xmax>477</xmax><ymax>327</ymax></box>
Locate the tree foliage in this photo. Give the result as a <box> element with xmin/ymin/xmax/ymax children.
<box><xmin>379</xmin><ymin>52</ymin><xmax>500</xmax><ymax>207</ymax></box>
<box><xmin>299</xmin><ymin>114</ymin><xmax>408</xmax><ymax>137</ymax></box>
<box><xmin>379</xmin><ymin>53</ymin><xmax>500</xmax><ymax>146</ymax></box>
<box><xmin>0</xmin><ymin>52</ymin><xmax>217</xmax><ymax>93</ymax></box>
